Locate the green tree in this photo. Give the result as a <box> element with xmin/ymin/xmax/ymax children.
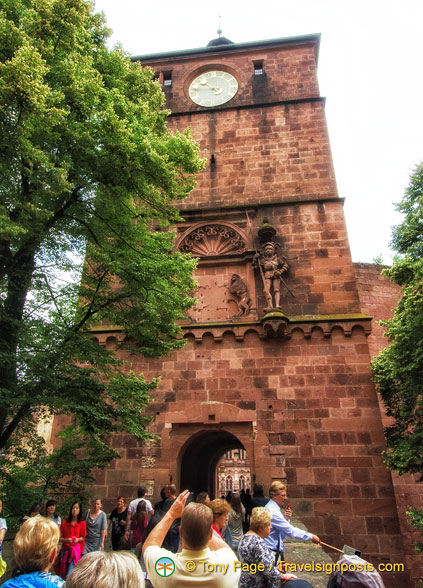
<box><xmin>372</xmin><ymin>253</ymin><xmax>384</xmax><ymax>265</ymax></box>
<box><xmin>372</xmin><ymin>162</ymin><xmax>423</xmax><ymax>549</ymax></box>
<box><xmin>0</xmin><ymin>0</ymin><xmax>203</xmax><ymax>499</ymax></box>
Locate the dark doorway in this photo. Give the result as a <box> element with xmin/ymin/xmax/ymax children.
<box><xmin>180</xmin><ymin>430</ymin><xmax>245</xmax><ymax>499</ymax></box>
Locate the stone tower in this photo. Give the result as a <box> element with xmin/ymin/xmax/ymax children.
<box><xmin>89</xmin><ymin>35</ymin><xmax>416</xmax><ymax>585</ymax></box>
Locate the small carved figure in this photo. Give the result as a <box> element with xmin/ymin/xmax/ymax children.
<box><xmin>253</xmin><ymin>242</ymin><xmax>288</xmax><ymax>308</ymax></box>
<box><xmin>228</xmin><ymin>274</ymin><xmax>251</xmax><ymax>316</ymax></box>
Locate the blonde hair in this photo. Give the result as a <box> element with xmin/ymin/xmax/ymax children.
<box><xmin>250</xmin><ymin>507</ymin><xmax>271</xmax><ymax>532</ymax></box>
<box><xmin>269</xmin><ymin>481</ymin><xmax>286</xmax><ymax>498</ymax></box>
<box><xmin>14</xmin><ymin>516</ymin><xmax>60</xmax><ymax>572</ymax></box>
<box><xmin>66</xmin><ymin>551</ymin><xmax>144</xmax><ymax>588</ymax></box>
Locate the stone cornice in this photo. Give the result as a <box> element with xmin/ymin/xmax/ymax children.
<box><xmin>168</xmin><ymin>96</ymin><xmax>325</xmax><ymax>118</ymax></box>
<box><xmin>90</xmin><ymin>313</ymin><xmax>372</xmax><ymax>345</ymax></box>
<box><xmin>177</xmin><ymin>196</ymin><xmax>344</xmax><ymax>215</ymax></box>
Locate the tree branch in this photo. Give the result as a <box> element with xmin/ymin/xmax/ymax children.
<box><xmin>0</xmin><ymin>402</ymin><xmax>31</xmax><ymax>450</ymax></box>
<box><xmin>84</xmin><ymin>202</ymin><xmax>144</xmax><ymax>256</ymax></box>
<box><xmin>0</xmin><ymin>186</ymin><xmax>83</xmax><ymax>282</ymax></box>
<box><xmin>42</xmin><ymin>274</ymin><xmax>70</xmax><ymax>328</ymax></box>
<box><xmin>62</xmin><ymin>214</ymin><xmax>100</xmax><ymax>245</ymax></box>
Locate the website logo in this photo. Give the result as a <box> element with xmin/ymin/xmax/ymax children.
<box><xmin>155</xmin><ymin>557</ymin><xmax>175</xmax><ymax>577</ymax></box>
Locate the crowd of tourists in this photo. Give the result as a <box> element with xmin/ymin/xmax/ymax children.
<box><xmin>0</xmin><ymin>483</ymin><xmax>385</xmax><ymax>588</ymax></box>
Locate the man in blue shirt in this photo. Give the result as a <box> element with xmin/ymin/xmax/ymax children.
<box><xmin>264</xmin><ymin>480</ymin><xmax>320</xmax><ymax>562</ymax></box>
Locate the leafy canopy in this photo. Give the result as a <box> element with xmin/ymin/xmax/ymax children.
<box><xmin>372</xmin><ymin>163</ymin><xmax>423</xmax><ymax>477</ymax></box>
<box><xmin>0</xmin><ymin>0</ymin><xmax>203</xmax><ymax>493</ymax></box>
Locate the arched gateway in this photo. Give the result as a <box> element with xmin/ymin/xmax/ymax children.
<box><xmin>179</xmin><ymin>430</ymin><xmax>249</xmax><ymax>498</ymax></box>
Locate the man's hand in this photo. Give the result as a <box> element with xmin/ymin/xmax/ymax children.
<box><xmin>142</xmin><ymin>489</ymin><xmax>190</xmax><ymax>555</ymax></box>
<box><xmin>282</xmin><ymin>573</ymin><xmax>298</xmax><ymax>581</ymax></box>
<box><xmin>168</xmin><ymin>489</ymin><xmax>190</xmax><ymax>520</ymax></box>
<box><xmin>311</xmin><ymin>535</ymin><xmax>321</xmax><ymax>544</ymax></box>
<box><xmin>284</xmin><ymin>505</ymin><xmax>292</xmax><ymax>521</ymax></box>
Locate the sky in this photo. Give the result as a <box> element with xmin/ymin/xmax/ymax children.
<box><xmin>94</xmin><ymin>0</ymin><xmax>423</xmax><ymax>263</ymax></box>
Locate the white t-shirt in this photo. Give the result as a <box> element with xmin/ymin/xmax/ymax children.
<box><xmin>128</xmin><ymin>497</ymin><xmax>153</xmax><ymax>516</ymax></box>
<box><xmin>144</xmin><ymin>545</ymin><xmax>240</xmax><ymax>588</ymax></box>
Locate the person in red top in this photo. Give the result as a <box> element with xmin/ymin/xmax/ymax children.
<box><xmin>55</xmin><ymin>501</ymin><xmax>86</xmax><ymax>579</ymax></box>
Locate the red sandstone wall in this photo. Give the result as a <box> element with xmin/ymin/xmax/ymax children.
<box><xmin>354</xmin><ymin>263</ymin><xmax>401</xmax><ymax>358</ymax></box>
<box><xmin>168</xmin><ymin>101</ymin><xmax>338</xmax><ymax>209</ymax></box>
<box><xmin>137</xmin><ymin>40</ymin><xmax>337</xmax><ymax>210</ymax></box>
<box><xmin>91</xmin><ymin>326</ymin><xmax>406</xmax><ymax>587</ymax></box>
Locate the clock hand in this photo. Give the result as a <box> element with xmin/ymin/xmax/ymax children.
<box><xmin>199</xmin><ymin>78</ymin><xmax>222</xmax><ymax>92</ymax></box>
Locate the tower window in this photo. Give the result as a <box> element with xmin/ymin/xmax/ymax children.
<box><xmin>239</xmin><ymin>475</ymin><xmax>245</xmax><ymax>490</ymax></box>
<box><xmin>253</xmin><ymin>61</ymin><xmax>264</xmax><ymax>75</ymax></box>
<box><xmin>163</xmin><ymin>71</ymin><xmax>172</xmax><ymax>86</ymax></box>
<box><xmin>226</xmin><ymin>475</ymin><xmax>233</xmax><ymax>491</ymax></box>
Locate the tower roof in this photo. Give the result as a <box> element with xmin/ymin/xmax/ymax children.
<box><xmin>206</xmin><ymin>36</ymin><xmax>234</xmax><ymax>47</ymax></box>
<box><xmin>131</xmin><ymin>34</ymin><xmax>321</xmax><ymax>63</ymax></box>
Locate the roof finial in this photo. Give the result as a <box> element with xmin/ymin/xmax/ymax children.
<box><xmin>217</xmin><ymin>14</ymin><xmax>222</xmax><ymax>37</ymax></box>
<box><xmin>206</xmin><ymin>18</ymin><xmax>234</xmax><ymax>47</ymax></box>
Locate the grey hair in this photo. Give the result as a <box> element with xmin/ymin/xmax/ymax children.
<box><xmin>268</xmin><ymin>480</ymin><xmax>286</xmax><ymax>498</ymax></box>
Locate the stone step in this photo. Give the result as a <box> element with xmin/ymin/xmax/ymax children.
<box><xmin>283</xmin><ymin>513</ymin><xmax>337</xmax><ymax>588</ymax></box>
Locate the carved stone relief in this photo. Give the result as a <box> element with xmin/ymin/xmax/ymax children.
<box><xmin>228</xmin><ymin>274</ymin><xmax>251</xmax><ymax>316</ymax></box>
<box><xmin>179</xmin><ymin>224</ymin><xmax>246</xmax><ymax>257</ymax></box>
<box><xmin>141</xmin><ymin>479</ymin><xmax>155</xmax><ymax>496</ymax></box>
<box><xmin>178</xmin><ymin>222</ymin><xmax>255</xmax><ymax>322</ymax></box>
<box><xmin>141</xmin><ymin>456</ymin><xmax>156</xmax><ymax>468</ymax></box>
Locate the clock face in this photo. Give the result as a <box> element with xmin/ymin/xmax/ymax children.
<box><xmin>189</xmin><ymin>71</ymin><xmax>238</xmax><ymax>107</ymax></box>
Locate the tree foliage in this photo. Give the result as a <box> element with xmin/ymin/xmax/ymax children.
<box><xmin>372</xmin><ymin>163</ymin><xmax>423</xmax><ymax>551</ymax></box>
<box><xmin>372</xmin><ymin>163</ymin><xmax>423</xmax><ymax>478</ymax></box>
<box><xmin>0</xmin><ymin>0</ymin><xmax>203</xmax><ymax>495</ymax></box>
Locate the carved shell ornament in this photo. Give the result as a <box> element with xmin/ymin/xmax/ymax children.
<box><xmin>179</xmin><ymin>224</ymin><xmax>246</xmax><ymax>257</ymax></box>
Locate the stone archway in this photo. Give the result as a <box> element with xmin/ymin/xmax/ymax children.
<box><xmin>179</xmin><ymin>430</ymin><xmax>247</xmax><ymax>498</ymax></box>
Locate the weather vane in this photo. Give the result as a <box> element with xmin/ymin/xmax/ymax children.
<box><xmin>217</xmin><ymin>14</ymin><xmax>222</xmax><ymax>38</ymax></box>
